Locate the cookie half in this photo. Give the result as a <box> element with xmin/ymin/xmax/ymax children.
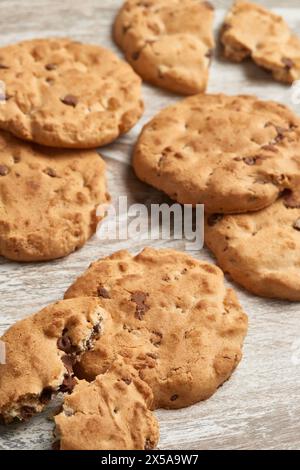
<box><xmin>65</xmin><ymin>248</ymin><xmax>248</xmax><ymax>409</ymax></box>
<box><xmin>205</xmin><ymin>193</ymin><xmax>300</xmax><ymax>301</ymax></box>
<box><xmin>54</xmin><ymin>358</ymin><xmax>159</xmax><ymax>450</ymax></box>
<box><xmin>0</xmin><ymin>131</ymin><xmax>108</xmax><ymax>261</ymax></box>
<box><xmin>114</xmin><ymin>0</ymin><xmax>214</xmax><ymax>95</ymax></box>
<box><xmin>221</xmin><ymin>0</ymin><xmax>300</xmax><ymax>84</ymax></box>
<box><xmin>0</xmin><ymin>298</ymin><xmax>104</xmax><ymax>424</ymax></box>
<box><xmin>133</xmin><ymin>94</ymin><xmax>300</xmax><ymax>214</ymax></box>
<box><xmin>0</xmin><ymin>38</ymin><xmax>143</xmax><ymax>148</ymax></box>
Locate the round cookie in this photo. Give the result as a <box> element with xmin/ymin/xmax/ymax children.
<box><xmin>0</xmin><ymin>38</ymin><xmax>143</xmax><ymax>148</ymax></box>
<box><xmin>205</xmin><ymin>193</ymin><xmax>300</xmax><ymax>301</ymax></box>
<box><xmin>64</xmin><ymin>248</ymin><xmax>248</xmax><ymax>409</ymax></box>
<box><xmin>114</xmin><ymin>0</ymin><xmax>215</xmax><ymax>95</ymax></box>
<box><xmin>0</xmin><ymin>131</ymin><xmax>108</xmax><ymax>261</ymax></box>
<box><xmin>133</xmin><ymin>94</ymin><xmax>300</xmax><ymax>214</ymax></box>
<box><xmin>54</xmin><ymin>359</ymin><xmax>159</xmax><ymax>450</ymax></box>
<box><xmin>0</xmin><ymin>298</ymin><xmax>103</xmax><ymax>424</ymax></box>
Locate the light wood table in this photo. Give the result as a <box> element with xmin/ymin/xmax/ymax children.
<box><xmin>0</xmin><ymin>0</ymin><xmax>300</xmax><ymax>450</ymax></box>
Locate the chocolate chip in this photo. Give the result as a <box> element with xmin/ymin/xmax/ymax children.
<box><xmin>132</xmin><ymin>51</ymin><xmax>140</xmax><ymax>61</ymax></box>
<box><xmin>97</xmin><ymin>286</ymin><xmax>110</xmax><ymax>299</ymax></box>
<box><xmin>243</xmin><ymin>157</ymin><xmax>257</xmax><ymax>166</ymax></box>
<box><xmin>170</xmin><ymin>394</ymin><xmax>178</xmax><ymax>401</ymax></box>
<box><xmin>60</xmin><ymin>94</ymin><xmax>78</xmax><ymax>107</ymax></box>
<box><xmin>0</xmin><ymin>164</ymin><xmax>9</xmax><ymax>176</ymax></box>
<box><xmin>207</xmin><ymin>214</ymin><xmax>223</xmax><ymax>226</ymax></box>
<box><xmin>261</xmin><ymin>144</ymin><xmax>277</xmax><ymax>152</ymax></box>
<box><xmin>122</xmin><ymin>377</ymin><xmax>132</xmax><ymax>385</ymax></box>
<box><xmin>45</xmin><ymin>63</ymin><xmax>57</xmax><ymax>71</ymax></box>
<box><xmin>150</xmin><ymin>331</ymin><xmax>162</xmax><ymax>347</ymax></box>
<box><xmin>293</xmin><ymin>218</ymin><xmax>300</xmax><ymax>231</ymax></box>
<box><xmin>0</xmin><ymin>64</ymin><xmax>9</xmax><ymax>69</ymax></box>
<box><xmin>283</xmin><ymin>190</ymin><xmax>300</xmax><ymax>209</ymax></box>
<box><xmin>131</xmin><ymin>291</ymin><xmax>150</xmax><ymax>320</ymax></box>
<box><xmin>44</xmin><ymin>167</ymin><xmax>56</xmax><ymax>177</ymax></box>
<box><xmin>144</xmin><ymin>439</ymin><xmax>154</xmax><ymax>450</ymax></box>
<box><xmin>205</xmin><ymin>49</ymin><xmax>213</xmax><ymax>59</ymax></box>
<box><xmin>203</xmin><ymin>1</ymin><xmax>214</xmax><ymax>10</ymax></box>
<box><xmin>61</xmin><ymin>355</ymin><xmax>74</xmax><ymax>375</ymax></box>
<box><xmin>60</xmin><ymin>374</ymin><xmax>77</xmax><ymax>394</ymax></box>
<box><xmin>20</xmin><ymin>406</ymin><xmax>36</xmax><ymax>420</ymax></box>
<box><xmin>282</xmin><ymin>57</ymin><xmax>294</xmax><ymax>70</ymax></box>
<box><xmin>57</xmin><ymin>329</ymin><xmax>73</xmax><ymax>353</ymax></box>
<box><xmin>39</xmin><ymin>387</ymin><xmax>53</xmax><ymax>404</ymax></box>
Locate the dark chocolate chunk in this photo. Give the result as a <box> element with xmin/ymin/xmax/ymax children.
<box><xmin>131</xmin><ymin>291</ymin><xmax>150</xmax><ymax>320</ymax></box>
<box><xmin>60</xmin><ymin>94</ymin><xmax>78</xmax><ymax>107</ymax></box>
<box><xmin>207</xmin><ymin>213</ymin><xmax>223</xmax><ymax>227</ymax></box>
<box><xmin>0</xmin><ymin>164</ymin><xmax>9</xmax><ymax>176</ymax></box>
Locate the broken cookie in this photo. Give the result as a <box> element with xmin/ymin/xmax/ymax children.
<box><xmin>0</xmin><ymin>298</ymin><xmax>104</xmax><ymax>424</ymax></box>
<box><xmin>221</xmin><ymin>0</ymin><xmax>300</xmax><ymax>84</ymax></box>
<box><xmin>54</xmin><ymin>358</ymin><xmax>159</xmax><ymax>450</ymax></box>
<box><xmin>65</xmin><ymin>248</ymin><xmax>248</xmax><ymax>409</ymax></box>
<box><xmin>114</xmin><ymin>0</ymin><xmax>215</xmax><ymax>94</ymax></box>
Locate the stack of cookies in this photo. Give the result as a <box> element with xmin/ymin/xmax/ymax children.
<box><xmin>133</xmin><ymin>93</ymin><xmax>300</xmax><ymax>301</ymax></box>
<box><xmin>0</xmin><ymin>38</ymin><xmax>144</xmax><ymax>261</ymax></box>
<box><xmin>0</xmin><ymin>248</ymin><xmax>248</xmax><ymax>450</ymax></box>
<box><xmin>1</xmin><ymin>0</ymin><xmax>300</xmax><ymax>451</ymax></box>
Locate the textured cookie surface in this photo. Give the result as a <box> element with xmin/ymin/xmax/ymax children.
<box><xmin>114</xmin><ymin>0</ymin><xmax>214</xmax><ymax>94</ymax></box>
<box><xmin>65</xmin><ymin>248</ymin><xmax>248</xmax><ymax>409</ymax></box>
<box><xmin>54</xmin><ymin>358</ymin><xmax>159</xmax><ymax>450</ymax></box>
<box><xmin>221</xmin><ymin>0</ymin><xmax>300</xmax><ymax>84</ymax></box>
<box><xmin>205</xmin><ymin>193</ymin><xmax>300</xmax><ymax>301</ymax></box>
<box><xmin>0</xmin><ymin>38</ymin><xmax>143</xmax><ymax>148</ymax></box>
<box><xmin>0</xmin><ymin>298</ymin><xmax>104</xmax><ymax>424</ymax></box>
<box><xmin>0</xmin><ymin>131</ymin><xmax>108</xmax><ymax>261</ymax></box>
<box><xmin>133</xmin><ymin>94</ymin><xmax>300</xmax><ymax>214</ymax></box>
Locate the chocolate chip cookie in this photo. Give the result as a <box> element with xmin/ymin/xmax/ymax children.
<box><xmin>205</xmin><ymin>192</ymin><xmax>300</xmax><ymax>301</ymax></box>
<box><xmin>221</xmin><ymin>0</ymin><xmax>300</xmax><ymax>84</ymax></box>
<box><xmin>0</xmin><ymin>131</ymin><xmax>108</xmax><ymax>261</ymax></box>
<box><xmin>0</xmin><ymin>38</ymin><xmax>143</xmax><ymax>148</ymax></box>
<box><xmin>0</xmin><ymin>298</ymin><xmax>104</xmax><ymax>424</ymax></box>
<box><xmin>64</xmin><ymin>248</ymin><xmax>248</xmax><ymax>409</ymax></box>
<box><xmin>114</xmin><ymin>0</ymin><xmax>214</xmax><ymax>94</ymax></box>
<box><xmin>133</xmin><ymin>94</ymin><xmax>300</xmax><ymax>214</ymax></box>
<box><xmin>54</xmin><ymin>358</ymin><xmax>159</xmax><ymax>450</ymax></box>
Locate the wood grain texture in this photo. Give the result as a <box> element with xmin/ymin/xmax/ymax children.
<box><xmin>1</xmin><ymin>0</ymin><xmax>300</xmax><ymax>450</ymax></box>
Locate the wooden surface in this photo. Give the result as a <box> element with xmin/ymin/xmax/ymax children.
<box><xmin>1</xmin><ymin>0</ymin><xmax>300</xmax><ymax>451</ymax></box>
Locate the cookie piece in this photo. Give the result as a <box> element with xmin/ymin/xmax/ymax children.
<box><xmin>0</xmin><ymin>298</ymin><xmax>104</xmax><ymax>424</ymax></box>
<box><xmin>65</xmin><ymin>248</ymin><xmax>248</xmax><ymax>409</ymax></box>
<box><xmin>54</xmin><ymin>358</ymin><xmax>159</xmax><ymax>450</ymax></box>
<box><xmin>205</xmin><ymin>193</ymin><xmax>300</xmax><ymax>301</ymax></box>
<box><xmin>221</xmin><ymin>1</ymin><xmax>300</xmax><ymax>84</ymax></box>
<box><xmin>133</xmin><ymin>94</ymin><xmax>300</xmax><ymax>214</ymax></box>
<box><xmin>0</xmin><ymin>131</ymin><xmax>108</xmax><ymax>261</ymax></box>
<box><xmin>0</xmin><ymin>38</ymin><xmax>143</xmax><ymax>148</ymax></box>
<box><xmin>114</xmin><ymin>0</ymin><xmax>214</xmax><ymax>95</ymax></box>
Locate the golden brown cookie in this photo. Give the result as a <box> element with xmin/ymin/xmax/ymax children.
<box><xmin>114</xmin><ymin>0</ymin><xmax>215</xmax><ymax>95</ymax></box>
<box><xmin>64</xmin><ymin>248</ymin><xmax>248</xmax><ymax>409</ymax></box>
<box><xmin>0</xmin><ymin>298</ymin><xmax>104</xmax><ymax>424</ymax></box>
<box><xmin>0</xmin><ymin>131</ymin><xmax>108</xmax><ymax>262</ymax></box>
<box><xmin>0</xmin><ymin>38</ymin><xmax>143</xmax><ymax>148</ymax></box>
<box><xmin>205</xmin><ymin>193</ymin><xmax>300</xmax><ymax>301</ymax></box>
<box><xmin>133</xmin><ymin>94</ymin><xmax>300</xmax><ymax>214</ymax></box>
<box><xmin>54</xmin><ymin>358</ymin><xmax>159</xmax><ymax>450</ymax></box>
<box><xmin>221</xmin><ymin>1</ymin><xmax>300</xmax><ymax>84</ymax></box>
